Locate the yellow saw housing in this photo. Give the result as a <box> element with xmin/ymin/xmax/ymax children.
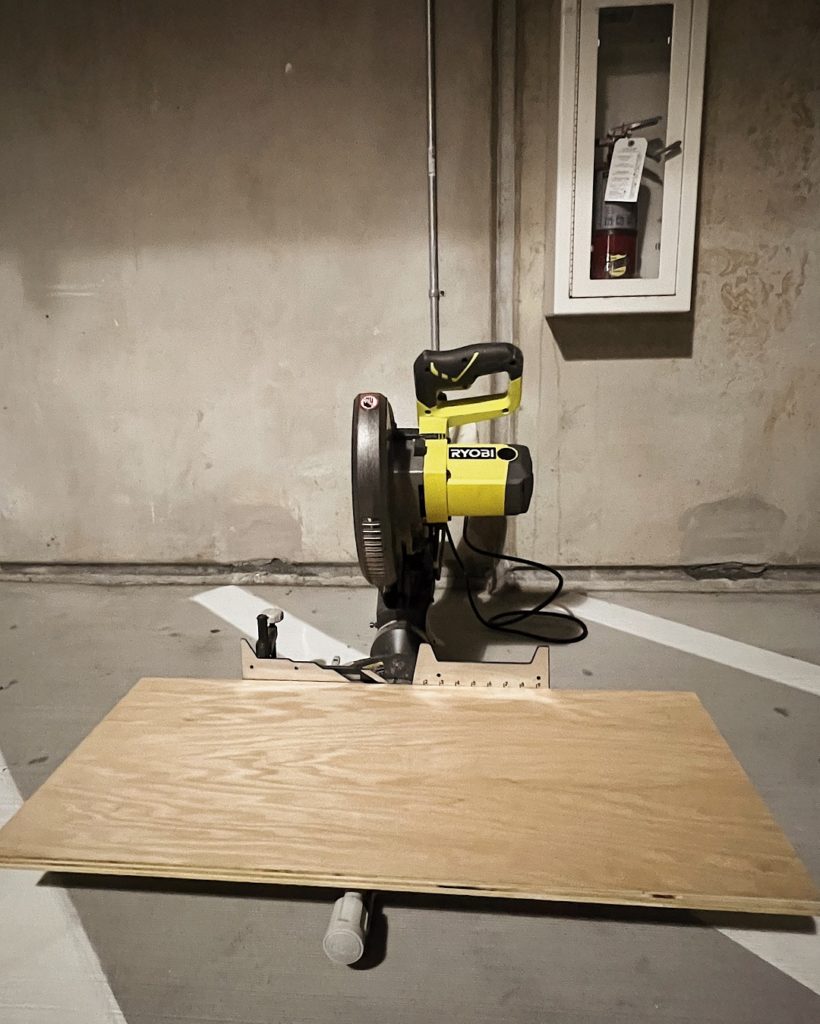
<box><xmin>414</xmin><ymin>344</ymin><xmax>532</xmax><ymax>524</ymax></box>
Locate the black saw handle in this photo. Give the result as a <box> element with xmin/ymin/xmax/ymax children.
<box><xmin>413</xmin><ymin>343</ymin><xmax>524</xmax><ymax>409</ymax></box>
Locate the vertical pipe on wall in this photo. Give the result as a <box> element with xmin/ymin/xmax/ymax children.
<box><xmin>426</xmin><ymin>0</ymin><xmax>442</xmax><ymax>350</ymax></box>
<box><xmin>492</xmin><ymin>0</ymin><xmax>518</xmax><ymax>446</ymax></box>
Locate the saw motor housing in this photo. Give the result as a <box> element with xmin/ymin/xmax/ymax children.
<box><xmin>415</xmin><ymin>345</ymin><xmax>533</xmax><ymax>523</ymax></box>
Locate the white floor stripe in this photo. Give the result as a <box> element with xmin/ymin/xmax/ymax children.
<box><xmin>195</xmin><ymin>585</ymin><xmax>820</xmax><ymax>994</ymax></box>
<box><xmin>564</xmin><ymin>594</ymin><xmax>820</xmax><ymax>697</ymax></box>
<box><xmin>700</xmin><ymin>913</ymin><xmax>820</xmax><ymax>996</ymax></box>
<box><xmin>192</xmin><ymin>584</ymin><xmax>365</xmax><ymax>663</ymax></box>
<box><xmin>0</xmin><ymin>761</ymin><xmax>127</xmax><ymax>1024</ymax></box>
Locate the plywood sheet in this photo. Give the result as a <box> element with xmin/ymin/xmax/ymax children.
<box><xmin>0</xmin><ymin>676</ymin><xmax>817</xmax><ymax>915</ymax></box>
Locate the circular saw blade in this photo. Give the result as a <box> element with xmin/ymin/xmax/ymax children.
<box><xmin>351</xmin><ymin>393</ymin><xmax>400</xmax><ymax>588</ymax></box>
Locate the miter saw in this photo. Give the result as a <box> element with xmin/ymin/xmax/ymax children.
<box><xmin>250</xmin><ymin>338</ymin><xmax>586</xmax><ymax>687</ymax></box>
<box><xmin>350</xmin><ymin>341</ymin><xmax>533</xmax><ymax>682</ymax></box>
<box><xmin>252</xmin><ymin>340</ymin><xmax>538</xmax><ymax>685</ymax></box>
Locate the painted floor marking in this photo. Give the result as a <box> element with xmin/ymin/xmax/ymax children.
<box><xmin>0</xmin><ymin>758</ymin><xmax>127</xmax><ymax>1024</ymax></box>
<box><xmin>194</xmin><ymin>584</ymin><xmax>820</xmax><ymax>995</ymax></box>
<box><xmin>699</xmin><ymin>912</ymin><xmax>820</xmax><ymax>996</ymax></box>
<box><xmin>563</xmin><ymin>594</ymin><xmax>820</xmax><ymax>697</ymax></box>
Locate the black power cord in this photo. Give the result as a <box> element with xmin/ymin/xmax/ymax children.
<box><xmin>444</xmin><ymin>518</ymin><xmax>588</xmax><ymax>644</ymax></box>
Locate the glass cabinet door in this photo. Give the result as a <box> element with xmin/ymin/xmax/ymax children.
<box><xmin>570</xmin><ymin>0</ymin><xmax>693</xmax><ymax>297</ymax></box>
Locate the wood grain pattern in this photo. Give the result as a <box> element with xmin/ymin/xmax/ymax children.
<box><xmin>0</xmin><ymin>676</ymin><xmax>817</xmax><ymax>915</ymax></box>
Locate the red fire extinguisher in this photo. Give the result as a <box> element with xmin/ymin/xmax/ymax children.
<box><xmin>591</xmin><ymin>116</ymin><xmax>661</xmax><ymax>280</ymax></box>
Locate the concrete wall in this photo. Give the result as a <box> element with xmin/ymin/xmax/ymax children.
<box><xmin>0</xmin><ymin>0</ymin><xmax>494</xmax><ymax>563</ymax></box>
<box><xmin>515</xmin><ymin>0</ymin><xmax>820</xmax><ymax>567</ymax></box>
<box><xmin>1</xmin><ymin>0</ymin><xmax>817</xmax><ymax>568</ymax></box>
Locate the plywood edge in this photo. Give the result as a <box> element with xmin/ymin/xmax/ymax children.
<box><xmin>2</xmin><ymin>853</ymin><xmax>818</xmax><ymax>917</ymax></box>
<box><xmin>132</xmin><ymin>677</ymin><xmax>695</xmax><ymax>702</ymax></box>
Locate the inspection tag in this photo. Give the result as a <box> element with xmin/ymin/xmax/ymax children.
<box><xmin>604</xmin><ymin>137</ymin><xmax>647</xmax><ymax>204</ymax></box>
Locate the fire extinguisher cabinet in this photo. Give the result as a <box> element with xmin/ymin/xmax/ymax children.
<box><xmin>543</xmin><ymin>0</ymin><xmax>709</xmax><ymax>315</ymax></box>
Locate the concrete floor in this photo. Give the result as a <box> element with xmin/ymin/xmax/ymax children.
<box><xmin>0</xmin><ymin>582</ymin><xmax>819</xmax><ymax>1023</ymax></box>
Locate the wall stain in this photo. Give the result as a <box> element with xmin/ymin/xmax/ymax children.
<box><xmin>558</xmin><ymin>402</ymin><xmax>587</xmax><ymax>432</ymax></box>
<box><xmin>700</xmin><ymin>245</ymin><xmax>809</xmax><ymax>357</ymax></box>
<box><xmin>747</xmin><ymin>77</ymin><xmax>817</xmax><ymax>209</ymax></box>
<box><xmin>762</xmin><ymin>379</ymin><xmax>798</xmax><ymax>436</ymax></box>
<box><xmin>679</xmin><ymin>495</ymin><xmax>787</xmax><ymax>565</ymax></box>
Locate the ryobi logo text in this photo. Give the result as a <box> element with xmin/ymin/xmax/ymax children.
<box><xmin>448</xmin><ymin>447</ymin><xmax>496</xmax><ymax>460</ymax></box>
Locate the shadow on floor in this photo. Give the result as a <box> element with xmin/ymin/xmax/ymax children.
<box><xmin>429</xmin><ymin>570</ymin><xmax>587</xmax><ymax>664</ymax></box>
<box><xmin>43</xmin><ymin>871</ymin><xmax>818</xmax><ymax>934</ymax></box>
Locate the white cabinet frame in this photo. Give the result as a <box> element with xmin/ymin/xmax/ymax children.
<box><xmin>544</xmin><ymin>0</ymin><xmax>708</xmax><ymax>316</ymax></box>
